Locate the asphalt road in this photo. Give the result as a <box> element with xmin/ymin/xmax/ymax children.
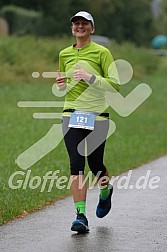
<box><xmin>0</xmin><ymin>156</ymin><xmax>167</xmax><ymax>252</ymax></box>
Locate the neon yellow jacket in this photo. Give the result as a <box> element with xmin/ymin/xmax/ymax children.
<box><xmin>59</xmin><ymin>41</ymin><xmax>119</xmax><ymax>113</ymax></box>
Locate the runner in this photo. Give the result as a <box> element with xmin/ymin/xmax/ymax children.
<box><xmin>56</xmin><ymin>11</ymin><xmax>119</xmax><ymax>233</ymax></box>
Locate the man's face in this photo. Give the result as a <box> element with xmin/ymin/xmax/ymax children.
<box><xmin>72</xmin><ymin>18</ymin><xmax>94</xmax><ymax>38</ymax></box>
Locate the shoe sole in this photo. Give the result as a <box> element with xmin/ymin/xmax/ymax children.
<box><xmin>71</xmin><ymin>222</ymin><xmax>89</xmax><ymax>233</ymax></box>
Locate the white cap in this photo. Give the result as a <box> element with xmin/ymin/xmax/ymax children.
<box><xmin>70</xmin><ymin>11</ymin><xmax>94</xmax><ymax>26</ymax></box>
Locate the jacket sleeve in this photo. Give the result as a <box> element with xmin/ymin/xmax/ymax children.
<box><xmin>92</xmin><ymin>48</ymin><xmax>120</xmax><ymax>93</ymax></box>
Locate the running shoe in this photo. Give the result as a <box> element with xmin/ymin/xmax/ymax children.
<box><xmin>71</xmin><ymin>213</ymin><xmax>89</xmax><ymax>233</ymax></box>
<box><xmin>96</xmin><ymin>185</ymin><xmax>113</xmax><ymax>218</ymax></box>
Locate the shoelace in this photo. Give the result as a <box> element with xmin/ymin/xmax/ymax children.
<box><xmin>76</xmin><ymin>208</ymin><xmax>85</xmax><ymax>219</ymax></box>
<box><xmin>77</xmin><ymin>213</ymin><xmax>85</xmax><ymax>219</ymax></box>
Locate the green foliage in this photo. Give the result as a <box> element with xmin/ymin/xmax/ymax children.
<box><xmin>153</xmin><ymin>0</ymin><xmax>167</xmax><ymax>35</ymax></box>
<box><xmin>0</xmin><ymin>36</ymin><xmax>161</xmax><ymax>84</ymax></box>
<box><xmin>0</xmin><ymin>36</ymin><xmax>75</xmax><ymax>82</ymax></box>
<box><xmin>38</xmin><ymin>0</ymin><xmax>89</xmax><ymax>36</ymax></box>
<box><xmin>0</xmin><ymin>0</ymin><xmax>156</xmax><ymax>46</ymax></box>
<box><xmin>108</xmin><ymin>41</ymin><xmax>160</xmax><ymax>78</ymax></box>
<box><xmin>0</xmin><ymin>5</ymin><xmax>41</xmax><ymax>35</ymax></box>
<box><xmin>1</xmin><ymin>71</ymin><xmax>167</xmax><ymax>225</ymax></box>
<box><xmin>0</xmin><ymin>0</ymin><xmax>42</xmax><ymax>10</ymax></box>
<box><xmin>39</xmin><ymin>0</ymin><xmax>153</xmax><ymax>45</ymax></box>
<box><xmin>94</xmin><ymin>0</ymin><xmax>154</xmax><ymax>46</ymax></box>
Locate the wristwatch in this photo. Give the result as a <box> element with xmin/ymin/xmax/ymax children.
<box><xmin>88</xmin><ymin>74</ymin><xmax>96</xmax><ymax>84</ymax></box>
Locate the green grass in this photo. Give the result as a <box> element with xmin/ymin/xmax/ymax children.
<box><xmin>105</xmin><ymin>74</ymin><xmax>167</xmax><ymax>173</ymax></box>
<box><xmin>1</xmin><ymin>74</ymin><xmax>167</xmax><ymax>225</ymax></box>
<box><xmin>0</xmin><ymin>36</ymin><xmax>162</xmax><ymax>83</ymax></box>
<box><xmin>0</xmin><ymin>36</ymin><xmax>167</xmax><ymax>225</ymax></box>
<box><xmin>0</xmin><ymin>36</ymin><xmax>74</xmax><ymax>83</ymax></box>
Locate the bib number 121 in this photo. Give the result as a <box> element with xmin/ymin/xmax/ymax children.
<box><xmin>68</xmin><ymin>111</ymin><xmax>95</xmax><ymax>130</ymax></box>
<box><xmin>76</xmin><ymin>115</ymin><xmax>88</xmax><ymax>124</ymax></box>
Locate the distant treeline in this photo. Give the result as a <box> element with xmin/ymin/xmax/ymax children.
<box><xmin>0</xmin><ymin>0</ymin><xmax>166</xmax><ymax>46</ymax></box>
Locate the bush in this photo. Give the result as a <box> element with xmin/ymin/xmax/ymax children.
<box><xmin>108</xmin><ymin>41</ymin><xmax>160</xmax><ymax>78</ymax></box>
<box><xmin>0</xmin><ymin>5</ymin><xmax>42</xmax><ymax>35</ymax></box>
<box><xmin>0</xmin><ymin>35</ymin><xmax>74</xmax><ymax>83</ymax></box>
<box><xmin>0</xmin><ymin>36</ymin><xmax>163</xmax><ymax>84</ymax></box>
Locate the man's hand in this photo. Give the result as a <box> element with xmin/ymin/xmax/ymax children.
<box><xmin>73</xmin><ymin>63</ymin><xmax>92</xmax><ymax>82</ymax></box>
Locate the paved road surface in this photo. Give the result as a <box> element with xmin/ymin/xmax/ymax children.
<box><xmin>0</xmin><ymin>156</ymin><xmax>167</xmax><ymax>252</ymax></box>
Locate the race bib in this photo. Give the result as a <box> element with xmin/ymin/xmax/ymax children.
<box><xmin>68</xmin><ymin>110</ymin><xmax>95</xmax><ymax>130</ymax></box>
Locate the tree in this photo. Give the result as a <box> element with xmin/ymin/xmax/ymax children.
<box><xmin>40</xmin><ymin>0</ymin><xmax>90</xmax><ymax>35</ymax></box>
<box><xmin>89</xmin><ymin>0</ymin><xmax>154</xmax><ymax>46</ymax></box>
<box><xmin>0</xmin><ymin>0</ymin><xmax>155</xmax><ymax>45</ymax></box>
<box><xmin>0</xmin><ymin>0</ymin><xmax>43</xmax><ymax>10</ymax></box>
<box><xmin>153</xmin><ymin>0</ymin><xmax>167</xmax><ymax>35</ymax></box>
